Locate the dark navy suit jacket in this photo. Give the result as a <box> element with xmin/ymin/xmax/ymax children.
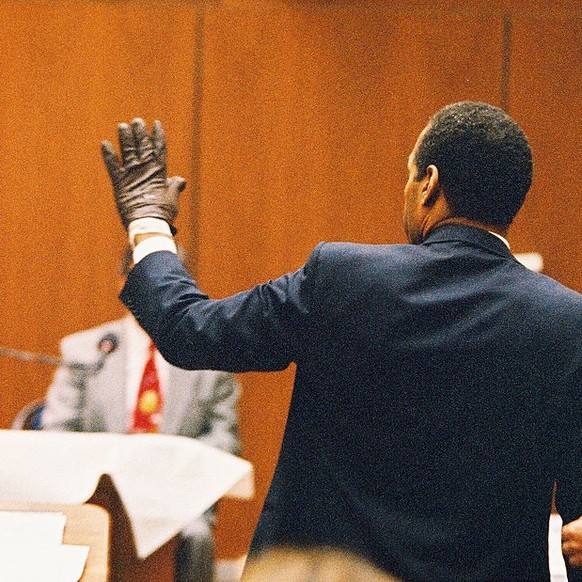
<box><xmin>121</xmin><ymin>224</ymin><xmax>582</xmax><ymax>581</ymax></box>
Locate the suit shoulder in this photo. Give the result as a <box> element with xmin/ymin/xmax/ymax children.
<box><xmin>174</xmin><ymin>366</ymin><xmax>238</xmax><ymax>383</ymax></box>
<box><xmin>526</xmin><ymin>270</ymin><xmax>582</xmax><ymax>311</ymax></box>
<box><xmin>168</xmin><ymin>367</ymin><xmax>240</xmax><ymax>396</ymax></box>
<box><xmin>307</xmin><ymin>242</ymin><xmax>411</xmax><ymax>274</ymax></box>
<box><xmin>310</xmin><ymin>241</ymin><xmax>407</xmax><ymax>260</ymax></box>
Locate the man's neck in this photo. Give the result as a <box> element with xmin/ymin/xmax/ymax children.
<box><xmin>430</xmin><ymin>216</ymin><xmax>509</xmax><ymax>239</ymax></box>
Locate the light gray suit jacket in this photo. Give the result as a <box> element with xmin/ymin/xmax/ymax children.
<box><xmin>42</xmin><ymin>318</ymin><xmax>240</xmax><ymax>456</ymax></box>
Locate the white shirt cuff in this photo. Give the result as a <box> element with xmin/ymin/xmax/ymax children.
<box><xmin>133</xmin><ymin>236</ymin><xmax>177</xmax><ymax>264</ymax></box>
<box><xmin>128</xmin><ymin>218</ymin><xmax>173</xmax><ymax>246</ymax></box>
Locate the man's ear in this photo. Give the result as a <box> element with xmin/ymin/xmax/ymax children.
<box><xmin>421</xmin><ymin>164</ymin><xmax>440</xmax><ymax>207</ymax></box>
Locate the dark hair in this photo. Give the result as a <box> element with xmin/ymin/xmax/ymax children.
<box><xmin>414</xmin><ymin>101</ymin><xmax>532</xmax><ymax>226</ymax></box>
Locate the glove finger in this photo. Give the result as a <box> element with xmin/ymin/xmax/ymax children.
<box><xmin>152</xmin><ymin>120</ymin><xmax>167</xmax><ymax>166</ymax></box>
<box><xmin>101</xmin><ymin>140</ymin><xmax>121</xmax><ymax>179</ymax></box>
<box><xmin>166</xmin><ymin>176</ymin><xmax>186</xmax><ymax>201</ymax></box>
<box><xmin>166</xmin><ymin>176</ymin><xmax>186</xmax><ymax>195</ymax></box>
<box><xmin>118</xmin><ymin>122</ymin><xmax>138</xmax><ymax>165</ymax></box>
<box><xmin>131</xmin><ymin>117</ymin><xmax>154</xmax><ymax>160</ymax></box>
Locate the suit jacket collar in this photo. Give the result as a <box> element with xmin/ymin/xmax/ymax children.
<box><xmin>89</xmin><ymin>319</ymin><xmax>129</xmax><ymax>432</ymax></box>
<box><xmin>161</xmin><ymin>365</ymin><xmax>195</xmax><ymax>434</ymax></box>
<box><xmin>422</xmin><ymin>224</ymin><xmax>516</xmax><ymax>261</ymax></box>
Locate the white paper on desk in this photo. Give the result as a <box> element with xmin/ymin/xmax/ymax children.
<box><xmin>0</xmin><ymin>543</ymin><xmax>89</xmax><ymax>582</ymax></box>
<box><xmin>0</xmin><ymin>432</ymin><xmax>113</xmax><ymax>504</ymax></box>
<box><xmin>113</xmin><ymin>433</ymin><xmax>254</xmax><ymax>557</ymax></box>
<box><xmin>0</xmin><ymin>429</ymin><xmax>254</xmax><ymax>559</ymax></box>
<box><xmin>0</xmin><ymin>510</ymin><xmax>66</xmax><ymax>545</ymax></box>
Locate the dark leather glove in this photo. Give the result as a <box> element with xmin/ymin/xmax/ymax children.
<box><xmin>101</xmin><ymin>118</ymin><xmax>186</xmax><ymax>232</ymax></box>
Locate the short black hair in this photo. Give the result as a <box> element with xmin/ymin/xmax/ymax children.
<box><xmin>414</xmin><ymin>101</ymin><xmax>532</xmax><ymax>226</ymax></box>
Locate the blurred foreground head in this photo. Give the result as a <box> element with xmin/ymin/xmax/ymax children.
<box><xmin>241</xmin><ymin>546</ymin><xmax>403</xmax><ymax>582</ymax></box>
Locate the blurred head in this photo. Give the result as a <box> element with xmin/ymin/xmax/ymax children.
<box><xmin>241</xmin><ymin>546</ymin><xmax>403</xmax><ymax>582</ymax></box>
<box><xmin>403</xmin><ymin>101</ymin><xmax>532</xmax><ymax>243</ymax></box>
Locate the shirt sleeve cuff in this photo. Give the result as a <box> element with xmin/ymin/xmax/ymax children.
<box><xmin>128</xmin><ymin>218</ymin><xmax>173</xmax><ymax>246</ymax></box>
<box><xmin>133</xmin><ymin>236</ymin><xmax>178</xmax><ymax>264</ymax></box>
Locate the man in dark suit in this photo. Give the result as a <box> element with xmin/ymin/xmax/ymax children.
<box><xmin>101</xmin><ymin>102</ymin><xmax>582</xmax><ymax>581</ymax></box>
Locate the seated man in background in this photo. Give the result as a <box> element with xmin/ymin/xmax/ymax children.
<box><xmin>42</xmin><ymin>246</ymin><xmax>241</xmax><ymax>582</ymax></box>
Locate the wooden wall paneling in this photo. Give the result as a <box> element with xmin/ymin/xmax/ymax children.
<box><xmin>5</xmin><ymin>0</ymin><xmax>576</xmax><ymax>565</ymax></box>
<box><xmin>200</xmin><ymin>3</ymin><xmax>505</xmax><ymax>558</ymax></box>
<box><xmin>0</xmin><ymin>1</ymin><xmax>198</xmax><ymax>428</ymax></box>
<box><xmin>508</xmin><ymin>9</ymin><xmax>582</xmax><ymax>291</ymax></box>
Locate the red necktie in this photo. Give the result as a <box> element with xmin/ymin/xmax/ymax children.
<box><xmin>131</xmin><ymin>342</ymin><xmax>163</xmax><ymax>433</ymax></box>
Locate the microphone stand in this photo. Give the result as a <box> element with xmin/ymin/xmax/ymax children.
<box><xmin>0</xmin><ymin>338</ymin><xmax>118</xmax><ymax>429</ymax></box>
<box><xmin>0</xmin><ymin>346</ymin><xmax>88</xmax><ymax>371</ymax></box>
<box><xmin>0</xmin><ymin>346</ymin><xmax>113</xmax><ymax>374</ymax></box>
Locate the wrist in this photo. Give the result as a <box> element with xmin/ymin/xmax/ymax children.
<box><xmin>128</xmin><ymin>217</ymin><xmax>173</xmax><ymax>247</ymax></box>
<box><xmin>134</xmin><ymin>232</ymin><xmax>173</xmax><ymax>245</ymax></box>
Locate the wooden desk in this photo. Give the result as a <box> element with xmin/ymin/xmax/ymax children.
<box><xmin>0</xmin><ymin>476</ymin><xmax>177</xmax><ymax>582</ymax></box>
<box><xmin>0</xmin><ymin>501</ymin><xmax>109</xmax><ymax>582</ymax></box>
<box><xmin>87</xmin><ymin>474</ymin><xmax>177</xmax><ymax>582</ymax></box>
<box><xmin>0</xmin><ymin>431</ymin><xmax>254</xmax><ymax>581</ymax></box>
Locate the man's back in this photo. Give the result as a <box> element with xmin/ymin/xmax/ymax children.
<box><xmin>245</xmin><ymin>225</ymin><xmax>582</xmax><ymax>581</ymax></box>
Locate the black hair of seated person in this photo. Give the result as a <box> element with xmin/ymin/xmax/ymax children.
<box><xmin>240</xmin><ymin>546</ymin><xmax>403</xmax><ymax>582</ymax></box>
<box><xmin>414</xmin><ymin>101</ymin><xmax>532</xmax><ymax>227</ymax></box>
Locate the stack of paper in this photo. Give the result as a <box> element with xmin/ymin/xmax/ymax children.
<box><xmin>0</xmin><ymin>510</ymin><xmax>88</xmax><ymax>582</ymax></box>
<box><xmin>549</xmin><ymin>513</ymin><xmax>567</xmax><ymax>582</ymax></box>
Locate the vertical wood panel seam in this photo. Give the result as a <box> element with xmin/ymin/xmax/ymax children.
<box><xmin>501</xmin><ymin>12</ymin><xmax>512</xmax><ymax>112</ymax></box>
<box><xmin>190</xmin><ymin>2</ymin><xmax>206</xmax><ymax>277</ymax></box>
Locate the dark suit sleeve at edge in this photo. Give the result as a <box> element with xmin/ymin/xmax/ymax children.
<box><xmin>120</xmin><ymin>247</ymin><xmax>323</xmax><ymax>373</ymax></box>
<box><xmin>555</xmin><ymin>364</ymin><xmax>582</xmax><ymax>581</ymax></box>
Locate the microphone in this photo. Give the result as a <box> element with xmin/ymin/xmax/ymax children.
<box><xmin>97</xmin><ymin>333</ymin><xmax>119</xmax><ymax>357</ymax></box>
<box><xmin>57</xmin><ymin>332</ymin><xmax>119</xmax><ymax>375</ymax></box>
<box><xmin>90</xmin><ymin>333</ymin><xmax>119</xmax><ymax>374</ymax></box>
<box><xmin>0</xmin><ymin>346</ymin><xmax>63</xmax><ymax>368</ymax></box>
<box><xmin>74</xmin><ymin>333</ymin><xmax>119</xmax><ymax>415</ymax></box>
